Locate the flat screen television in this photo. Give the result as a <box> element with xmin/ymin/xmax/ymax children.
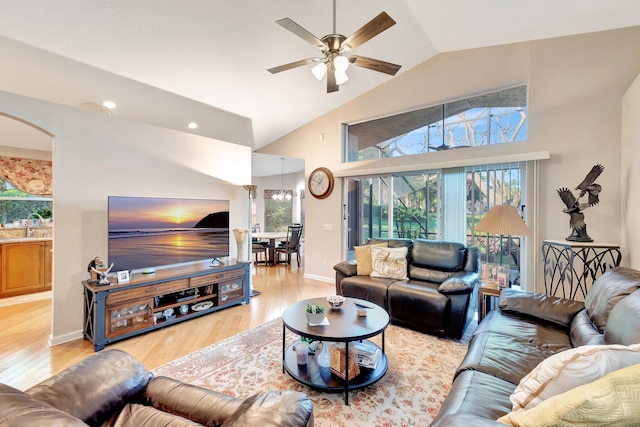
<box><xmin>108</xmin><ymin>196</ymin><xmax>230</xmax><ymax>272</ymax></box>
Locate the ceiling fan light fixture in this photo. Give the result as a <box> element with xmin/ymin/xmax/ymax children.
<box><xmin>311</xmin><ymin>62</ymin><xmax>327</xmax><ymax>80</ymax></box>
<box><xmin>333</xmin><ymin>55</ymin><xmax>349</xmax><ymax>72</ymax></box>
<box><xmin>335</xmin><ymin>69</ymin><xmax>349</xmax><ymax>85</ymax></box>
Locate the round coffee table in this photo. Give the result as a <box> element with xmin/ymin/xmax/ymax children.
<box><xmin>282</xmin><ymin>296</ymin><xmax>389</xmax><ymax>405</ymax></box>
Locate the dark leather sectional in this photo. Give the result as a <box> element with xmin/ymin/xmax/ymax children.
<box><xmin>0</xmin><ymin>349</ymin><xmax>314</xmax><ymax>427</ymax></box>
<box><xmin>431</xmin><ymin>267</ymin><xmax>640</xmax><ymax>425</ymax></box>
<box><xmin>334</xmin><ymin>238</ymin><xmax>480</xmax><ymax>339</ymax></box>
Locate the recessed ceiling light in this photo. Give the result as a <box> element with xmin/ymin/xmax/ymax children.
<box><xmin>188</xmin><ymin>122</ymin><xmax>198</xmax><ymax>129</ymax></box>
<box><xmin>102</xmin><ymin>100</ymin><xmax>116</xmax><ymax>109</ymax></box>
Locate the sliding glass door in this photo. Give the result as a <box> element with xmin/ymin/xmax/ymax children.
<box><xmin>343</xmin><ymin>162</ymin><xmax>527</xmax><ymax>285</ymax></box>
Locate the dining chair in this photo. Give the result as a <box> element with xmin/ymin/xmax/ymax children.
<box><xmin>275</xmin><ymin>225</ymin><xmax>303</xmax><ymax>266</ymax></box>
<box><xmin>251</xmin><ymin>224</ymin><xmax>268</xmax><ymax>264</ymax></box>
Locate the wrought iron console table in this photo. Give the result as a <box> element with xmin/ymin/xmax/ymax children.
<box><xmin>541</xmin><ymin>239</ymin><xmax>621</xmax><ymax>300</ymax></box>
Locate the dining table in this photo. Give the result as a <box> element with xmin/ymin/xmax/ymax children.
<box><xmin>252</xmin><ymin>231</ymin><xmax>288</xmax><ymax>265</ymax></box>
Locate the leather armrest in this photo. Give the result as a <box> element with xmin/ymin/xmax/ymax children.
<box><xmin>498</xmin><ymin>288</ymin><xmax>584</xmax><ymax>327</ymax></box>
<box><xmin>143</xmin><ymin>376</ymin><xmax>243</xmax><ymax>426</ymax></box>
<box><xmin>439</xmin><ymin>271</ymin><xmax>478</xmax><ymax>295</ymax></box>
<box><xmin>26</xmin><ymin>349</ymin><xmax>151</xmax><ymax>426</ymax></box>
<box><xmin>333</xmin><ymin>260</ymin><xmax>357</xmax><ymax>277</ymax></box>
<box><xmin>221</xmin><ymin>390</ymin><xmax>314</xmax><ymax>427</ymax></box>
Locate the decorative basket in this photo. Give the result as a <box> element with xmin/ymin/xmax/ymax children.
<box><xmin>329</xmin><ymin>343</ymin><xmax>360</xmax><ymax>380</ymax></box>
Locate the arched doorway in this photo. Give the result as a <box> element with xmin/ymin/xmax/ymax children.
<box><xmin>0</xmin><ymin>114</ymin><xmax>54</xmax><ymax>305</ymax></box>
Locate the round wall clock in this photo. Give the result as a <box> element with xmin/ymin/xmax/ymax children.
<box><xmin>308</xmin><ymin>167</ymin><xmax>335</xmax><ymax>199</ymax></box>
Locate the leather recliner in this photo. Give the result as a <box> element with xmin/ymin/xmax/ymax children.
<box><xmin>0</xmin><ymin>349</ymin><xmax>314</xmax><ymax>427</ymax></box>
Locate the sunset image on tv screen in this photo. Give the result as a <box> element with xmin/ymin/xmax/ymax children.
<box><xmin>108</xmin><ymin>196</ymin><xmax>229</xmax><ymax>271</ymax></box>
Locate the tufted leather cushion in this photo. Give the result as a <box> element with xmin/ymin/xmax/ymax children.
<box><xmin>584</xmin><ymin>267</ymin><xmax>640</xmax><ymax>332</ymax></box>
<box><xmin>410</xmin><ymin>240</ymin><xmax>466</xmax><ymax>271</ymax></box>
<box><xmin>499</xmin><ymin>289</ymin><xmax>584</xmax><ymax>328</ymax></box>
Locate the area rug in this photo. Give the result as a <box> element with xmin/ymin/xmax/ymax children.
<box><xmin>153</xmin><ymin>318</ymin><xmax>471</xmax><ymax>426</ymax></box>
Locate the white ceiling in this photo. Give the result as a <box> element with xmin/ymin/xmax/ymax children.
<box><xmin>0</xmin><ymin>0</ymin><xmax>639</xmax><ymax>171</ymax></box>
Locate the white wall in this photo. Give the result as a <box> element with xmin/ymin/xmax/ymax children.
<box><xmin>622</xmin><ymin>73</ymin><xmax>640</xmax><ymax>268</ymax></box>
<box><xmin>0</xmin><ymin>90</ymin><xmax>251</xmax><ymax>344</ymax></box>
<box><xmin>259</xmin><ymin>27</ymin><xmax>640</xmax><ymax>288</ymax></box>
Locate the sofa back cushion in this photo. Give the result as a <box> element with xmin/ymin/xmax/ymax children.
<box><xmin>411</xmin><ymin>240</ymin><xmax>466</xmax><ymax>271</ymax></box>
<box><xmin>584</xmin><ymin>267</ymin><xmax>640</xmax><ymax>332</ymax></box>
<box><xmin>604</xmin><ymin>288</ymin><xmax>640</xmax><ymax>345</ymax></box>
<box><xmin>366</xmin><ymin>238</ymin><xmax>413</xmax><ymax>251</ymax></box>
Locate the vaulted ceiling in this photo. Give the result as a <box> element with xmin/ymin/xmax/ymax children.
<box><xmin>1</xmin><ymin>0</ymin><xmax>639</xmax><ymax>157</ymax></box>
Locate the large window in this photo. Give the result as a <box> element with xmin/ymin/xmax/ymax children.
<box><xmin>264</xmin><ymin>190</ymin><xmax>293</xmax><ymax>232</ymax></box>
<box><xmin>0</xmin><ymin>177</ymin><xmax>52</xmax><ymax>225</ymax></box>
<box><xmin>467</xmin><ymin>163</ymin><xmax>527</xmax><ymax>285</ymax></box>
<box><xmin>344</xmin><ymin>85</ymin><xmax>527</xmax><ymax>162</ymax></box>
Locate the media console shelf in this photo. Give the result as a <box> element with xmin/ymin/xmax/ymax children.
<box><xmin>83</xmin><ymin>259</ymin><xmax>250</xmax><ymax>351</ymax></box>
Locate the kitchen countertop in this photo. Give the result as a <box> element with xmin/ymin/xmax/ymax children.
<box><xmin>0</xmin><ymin>237</ymin><xmax>52</xmax><ymax>243</ymax></box>
<box><xmin>0</xmin><ymin>227</ymin><xmax>53</xmax><ymax>241</ymax></box>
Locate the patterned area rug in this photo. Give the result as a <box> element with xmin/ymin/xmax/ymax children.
<box><xmin>153</xmin><ymin>318</ymin><xmax>471</xmax><ymax>426</ymax></box>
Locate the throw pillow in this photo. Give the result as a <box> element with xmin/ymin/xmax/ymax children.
<box><xmin>354</xmin><ymin>242</ymin><xmax>388</xmax><ymax>276</ymax></box>
<box><xmin>510</xmin><ymin>343</ymin><xmax>640</xmax><ymax>411</ymax></box>
<box><xmin>498</xmin><ymin>363</ymin><xmax>640</xmax><ymax>426</ymax></box>
<box><xmin>370</xmin><ymin>246</ymin><xmax>408</xmax><ymax>280</ymax></box>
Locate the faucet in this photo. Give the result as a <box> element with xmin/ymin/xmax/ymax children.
<box><xmin>26</xmin><ymin>213</ymin><xmax>44</xmax><ymax>238</ymax></box>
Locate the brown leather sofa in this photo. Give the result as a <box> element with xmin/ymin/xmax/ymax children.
<box><xmin>431</xmin><ymin>266</ymin><xmax>640</xmax><ymax>426</ymax></box>
<box><xmin>0</xmin><ymin>349</ymin><xmax>314</xmax><ymax>427</ymax></box>
<box><xmin>333</xmin><ymin>238</ymin><xmax>480</xmax><ymax>339</ymax></box>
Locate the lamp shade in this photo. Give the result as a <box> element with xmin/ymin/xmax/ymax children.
<box><xmin>475</xmin><ymin>205</ymin><xmax>531</xmax><ymax>237</ymax></box>
<box><xmin>311</xmin><ymin>62</ymin><xmax>327</xmax><ymax>80</ymax></box>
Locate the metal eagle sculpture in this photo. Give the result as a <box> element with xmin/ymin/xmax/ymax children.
<box><xmin>556</xmin><ymin>164</ymin><xmax>604</xmax><ymax>242</ymax></box>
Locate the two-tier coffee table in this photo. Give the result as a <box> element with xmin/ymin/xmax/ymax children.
<box><xmin>282</xmin><ymin>296</ymin><xmax>390</xmax><ymax>405</ymax></box>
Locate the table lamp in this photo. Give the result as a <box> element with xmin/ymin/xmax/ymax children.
<box><xmin>475</xmin><ymin>204</ymin><xmax>531</xmax><ymax>268</ymax></box>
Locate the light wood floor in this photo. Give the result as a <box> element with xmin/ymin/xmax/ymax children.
<box><xmin>0</xmin><ymin>262</ymin><xmax>334</xmax><ymax>390</ymax></box>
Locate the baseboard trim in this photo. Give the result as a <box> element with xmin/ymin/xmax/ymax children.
<box><xmin>303</xmin><ymin>273</ymin><xmax>333</xmax><ymax>284</ymax></box>
<box><xmin>49</xmin><ymin>330</ymin><xmax>84</xmax><ymax>347</ymax></box>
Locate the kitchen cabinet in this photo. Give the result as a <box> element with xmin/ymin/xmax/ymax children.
<box><xmin>0</xmin><ymin>239</ymin><xmax>52</xmax><ymax>298</ymax></box>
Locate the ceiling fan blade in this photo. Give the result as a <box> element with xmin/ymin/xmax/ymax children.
<box><xmin>341</xmin><ymin>12</ymin><xmax>396</xmax><ymax>51</ymax></box>
<box><xmin>276</xmin><ymin>18</ymin><xmax>327</xmax><ymax>51</ymax></box>
<box><xmin>326</xmin><ymin>67</ymin><xmax>338</xmax><ymax>93</ymax></box>
<box><xmin>268</xmin><ymin>58</ymin><xmax>320</xmax><ymax>74</ymax></box>
<box><xmin>348</xmin><ymin>55</ymin><xmax>401</xmax><ymax>76</ymax></box>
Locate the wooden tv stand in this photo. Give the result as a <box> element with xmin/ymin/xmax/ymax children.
<box><xmin>82</xmin><ymin>259</ymin><xmax>250</xmax><ymax>351</ymax></box>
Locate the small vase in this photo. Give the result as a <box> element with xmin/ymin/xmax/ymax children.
<box><xmin>317</xmin><ymin>341</ymin><xmax>331</xmax><ymax>368</ymax></box>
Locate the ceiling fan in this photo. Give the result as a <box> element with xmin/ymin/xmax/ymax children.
<box><xmin>267</xmin><ymin>0</ymin><xmax>401</xmax><ymax>93</ymax></box>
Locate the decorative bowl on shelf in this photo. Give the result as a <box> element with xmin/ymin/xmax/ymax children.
<box><xmin>326</xmin><ymin>295</ymin><xmax>345</xmax><ymax>309</ymax></box>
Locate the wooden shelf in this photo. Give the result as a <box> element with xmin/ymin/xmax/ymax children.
<box><xmin>153</xmin><ymin>293</ymin><xmax>218</xmax><ymax>313</ymax></box>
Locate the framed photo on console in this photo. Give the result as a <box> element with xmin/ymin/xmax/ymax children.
<box><xmin>117</xmin><ymin>270</ymin><xmax>130</xmax><ymax>284</ymax></box>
